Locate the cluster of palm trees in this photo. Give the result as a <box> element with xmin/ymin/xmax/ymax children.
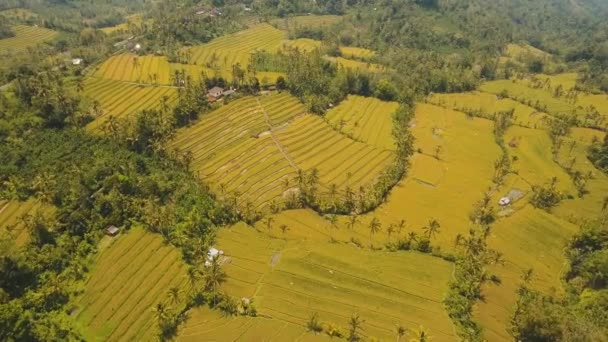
<box><xmin>307</xmin><ymin>311</ymin><xmax>432</xmax><ymax>341</ymax></box>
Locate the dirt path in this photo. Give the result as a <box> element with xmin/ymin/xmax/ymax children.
<box><xmin>256</xmin><ymin>98</ymin><xmax>300</xmax><ymax>171</ymax></box>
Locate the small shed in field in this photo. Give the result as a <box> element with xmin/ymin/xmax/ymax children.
<box><xmin>105</xmin><ymin>225</ymin><xmax>120</xmax><ymax>237</ymax></box>
<box><xmin>208</xmin><ymin>86</ymin><xmax>224</xmax><ymax>98</ymax></box>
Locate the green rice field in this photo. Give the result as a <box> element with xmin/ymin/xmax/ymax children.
<box><xmin>0</xmin><ymin>199</ymin><xmax>52</xmax><ymax>253</ymax></box>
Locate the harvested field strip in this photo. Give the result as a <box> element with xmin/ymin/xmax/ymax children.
<box><xmin>76</xmin><ymin>228</ymin><xmax>188</xmax><ymax>341</ymax></box>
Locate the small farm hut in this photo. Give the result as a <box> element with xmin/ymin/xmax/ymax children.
<box><xmin>105</xmin><ymin>225</ymin><xmax>120</xmax><ymax>237</ymax></box>
<box><xmin>498</xmin><ymin>197</ymin><xmax>511</xmax><ymax>206</ymax></box>
<box><xmin>208</xmin><ymin>86</ymin><xmax>224</xmax><ymax>98</ymax></box>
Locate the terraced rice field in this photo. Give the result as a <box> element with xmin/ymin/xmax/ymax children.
<box><xmin>0</xmin><ymin>25</ymin><xmax>57</xmax><ymax>54</ymax></box>
<box><xmin>275</xmin><ymin>115</ymin><xmax>395</xmax><ymax>192</ymax></box>
<box><xmin>83</xmin><ymin>78</ymin><xmax>178</xmax><ymax>131</ymax></box>
<box><xmin>94</xmin><ymin>53</ymin><xmax>173</xmax><ymax>85</ymax></box>
<box><xmin>75</xmin><ymin>228</ymin><xmax>189</xmax><ymax>341</ymax></box>
<box><xmin>364</xmin><ymin>103</ymin><xmax>501</xmax><ymax>252</ymax></box>
<box><xmin>271</xmin><ymin>15</ymin><xmax>342</xmax><ymax>30</ymax></box>
<box><xmin>325</xmin><ymin>95</ymin><xmax>399</xmax><ymax>150</ymax></box>
<box><xmin>171</xmin><ymin>93</ymin><xmax>306</xmax><ymax>209</ymax></box>
<box><xmin>428</xmin><ymin>91</ymin><xmax>548</xmax><ymax>128</ymax></box>
<box><xmin>0</xmin><ymin>199</ymin><xmax>51</xmax><ymax>252</ymax></box>
<box><xmin>339</xmin><ymin>46</ymin><xmax>375</xmax><ymax>60</ymax></box>
<box><xmin>187</xmin><ymin>24</ymin><xmax>285</xmax><ymax>72</ymax></box>
<box><xmin>325</xmin><ymin>56</ymin><xmax>385</xmax><ymax>73</ymax></box>
<box><xmin>100</xmin><ymin>14</ymin><xmax>144</xmax><ymax>34</ymax></box>
<box><xmin>474</xmin><ymin>206</ymin><xmax>578</xmax><ymax>341</ymax></box>
<box><xmin>179</xmin><ymin>222</ymin><xmax>456</xmax><ymax>341</ymax></box>
<box><xmin>283</xmin><ymin>38</ymin><xmax>321</xmax><ymax>52</ymax></box>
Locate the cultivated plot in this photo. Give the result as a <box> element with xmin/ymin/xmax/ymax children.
<box><xmin>271</xmin><ymin>15</ymin><xmax>342</xmax><ymax>30</ymax></box>
<box><xmin>0</xmin><ymin>25</ymin><xmax>57</xmax><ymax>54</ymax></box>
<box><xmin>339</xmin><ymin>46</ymin><xmax>375</xmax><ymax>60</ymax></box>
<box><xmin>180</xmin><ymin>223</ymin><xmax>456</xmax><ymax>341</ymax></box>
<box><xmin>186</xmin><ymin>24</ymin><xmax>285</xmax><ymax>72</ymax></box>
<box><xmin>93</xmin><ymin>53</ymin><xmax>173</xmax><ymax>85</ymax></box>
<box><xmin>325</xmin><ymin>56</ymin><xmax>385</xmax><ymax>73</ymax></box>
<box><xmin>325</xmin><ymin>95</ymin><xmax>399</xmax><ymax>150</ymax></box>
<box><xmin>83</xmin><ymin>78</ymin><xmax>178</xmax><ymax>131</ymax></box>
<box><xmin>75</xmin><ymin>228</ymin><xmax>189</xmax><ymax>342</ymax></box>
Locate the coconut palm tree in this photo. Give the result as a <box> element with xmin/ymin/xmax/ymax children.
<box><xmin>396</xmin><ymin>219</ymin><xmax>406</xmax><ymax>234</ymax></box>
<box><xmin>422</xmin><ymin>218</ymin><xmax>440</xmax><ymax>240</ymax></box>
<box><xmin>264</xmin><ymin>216</ymin><xmax>274</xmax><ymax>231</ymax></box>
<box><xmin>280</xmin><ymin>224</ymin><xmax>289</xmax><ymax>234</ymax></box>
<box><xmin>397</xmin><ymin>325</ymin><xmax>407</xmax><ymax>342</ymax></box>
<box><xmin>407</xmin><ymin>232</ymin><xmax>418</xmax><ymax>244</ymax></box>
<box><xmin>348</xmin><ymin>313</ymin><xmax>364</xmax><ymax>341</ymax></box>
<box><xmin>168</xmin><ymin>286</ymin><xmax>181</xmax><ymax>306</ymax></box>
<box><xmin>368</xmin><ymin>217</ymin><xmax>381</xmax><ymax>247</ymax></box>
<box><xmin>387</xmin><ymin>224</ymin><xmax>396</xmax><ymax>242</ymax></box>
<box><xmin>348</xmin><ymin>215</ymin><xmax>358</xmax><ymax>230</ymax></box>
<box><xmin>203</xmin><ymin>256</ymin><xmax>226</xmax><ymax>304</ymax></box>
<box><xmin>409</xmin><ymin>325</ymin><xmax>430</xmax><ymax>342</ymax></box>
<box><xmin>152</xmin><ymin>303</ymin><xmax>168</xmax><ymax>326</ymax></box>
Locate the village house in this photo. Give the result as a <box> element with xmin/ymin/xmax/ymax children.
<box><xmin>208</xmin><ymin>86</ymin><xmax>224</xmax><ymax>99</ymax></box>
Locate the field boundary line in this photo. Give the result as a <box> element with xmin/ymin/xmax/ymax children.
<box><xmin>256</xmin><ymin>97</ymin><xmax>300</xmax><ymax>171</ymax></box>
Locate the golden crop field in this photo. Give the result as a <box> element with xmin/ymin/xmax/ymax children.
<box><xmin>428</xmin><ymin>91</ymin><xmax>548</xmax><ymax>128</ymax></box>
<box><xmin>0</xmin><ymin>199</ymin><xmax>52</xmax><ymax>253</ymax></box>
<box><xmin>100</xmin><ymin>14</ymin><xmax>145</xmax><ymax>34</ymax></box>
<box><xmin>186</xmin><ymin>24</ymin><xmax>285</xmax><ymax>72</ymax></box>
<box><xmin>171</xmin><ymin>93</ymin><xmax>306</xmax><ymax>209</ymax></box>
<box><xmin>271</xmin><ymin>15</ymin><xmax>342</xmax><ymax>30</ymax></box>
<box><xmin>0</xmin><ymin>25</ymin><xmax>57</xmax><ymax>54</ymax></box>
<box><xmin>75</xmin><ymin>228</ymin><xmax>189</xmax><ymax>341</ymax></box>
<box><xmin>282</xmin><ymin>38</ymin><xmax>321</xmax><ymax>52</ymax></box>
<box><xmin>275</xmin><ymin>115</ymin><xmax>395</xmax><ymax>192</ymax></box>
<box><xmin>325</xmin><ymin>95</ymin><xmax>399</xmax><ymax>150</ymax></box>
<box><xmin>94</xmin><ymin>53</ymin><xmax>173</xmax><ymax>85</ymax></box>
<box><xmin>474</xmin><ymin>205</ymin><xmax>578</xmax><ymax>341</ymax></box>
<box><xmin>83</xmin><ymin>78</ymin><xmax>178</xmax><ymax>131</ymax></box>
<box><xmin>178</xmin><ymin>222</ymin><xmax>457</xmax><ymax>341</ymax></box>
<box><xmin>339</xmin><ymin>46</ymin><xmax>375</xmax><ymax>60</ymax></box>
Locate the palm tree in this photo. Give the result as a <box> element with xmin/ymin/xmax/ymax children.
<box><xmin>152</xmin><ymin>303</ymin><xmax>168</xmax><ymax>326</ymax></box>
<box><xmin>327</xmin><ymin>214</ymin><xmax>338</xmax><ymax>240</ymax></box>
<box><xmin>203</xmin><ymin>256</ymin><xmax>226</xmax><ymax>304</ymax></box>
<box><xmin>407</xmin><ymin>232</ymin><xmax>418</xmax><ymax>244</ymax></box>
<box><xmin>387</xmin><ymin>224</ymin><xmax>396</xmax><ymax>242</ymax></box>
<box><xmin>348</xmin><ymin>215</ymin><xmax>358</xmax><ymax>230</ymax></box>
<box><xmin>168</xmin><ymin>286</ymin><xmax>181</xmax><ymax>306</ymax></box>
<box><xmin>280</xmin><ymin>224</ymin><xmax>289</xmax><ymax>234</ymax></box>
<box><xmin>348</xmin><ymin>313</ymin><xmax>364</xmax><ymax>341</ymax></box>
<box><xmin>397</xmin><ymin>325</ymin><xmax>407</xmax><ymax>342</ymax></box>
<box><xmin>186</xmin><ymin>266</ymin><xmax>200</xmax><ymax>293</ymax></box>
<box><xmin>396</xmin><ymin>219</ymin><xmax>406</xmax><ymax>234</ymax></box>
<box><xmin>422</xmin><ymin>218</ymin><xmax>440</xmax><ymax>240</ymax></box>
<box><xmin>264</xmin><ymin>216</ymin><xmax>274</xmax><ymax>231</ymax></box>
<box><xmin>369</xmin><ymin>217</ymin><xmax>381</xmax><ymax>247</ymax></box>
<box><xmin>409</xmin><ymin>325</ymin><xmax>430</xmax><ymax>342</ymax></box>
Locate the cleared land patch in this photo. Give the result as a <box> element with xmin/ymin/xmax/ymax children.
<box><xmin>179</xmin><ymin>223</ymin><xmax>456</xmax><ymax>341</ymax></box>
<box><xmin>0</xmin><ymin>25</ymin><xmax>57</xmax><ymax>54</ymax></box>
<box><xmin>75</xmin><ymin>228</ymin><xmax>188</xmax><ymax>341</ymax></box>
<box><xmin>325</xmin><ymin>95</ymin><xmax>399</xmax><ymax>150</ymax></box>
<box><xmin>83</xmin><ymin>78</ymin><xmax>178</xmax><ymax>131</ymax></box>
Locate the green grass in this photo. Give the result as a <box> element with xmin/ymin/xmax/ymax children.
<box><xmin>0</xmin><ymin>25</ymin><xmax>57</xmax><ymax>54</ymax></box>
<box><xmin>325</xmin><ymin>95</ymin><xmax>399</xmax><ymax>150</ymax></box>
<box><xmin>178</xmin><ymin>222</ymin><xmax>456</xmax><ymax>341</ymax></box>
<box><xmin>75</xmin><ymin>228</ymin><xmax>188</xmax><ymax>341</ymax></box>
